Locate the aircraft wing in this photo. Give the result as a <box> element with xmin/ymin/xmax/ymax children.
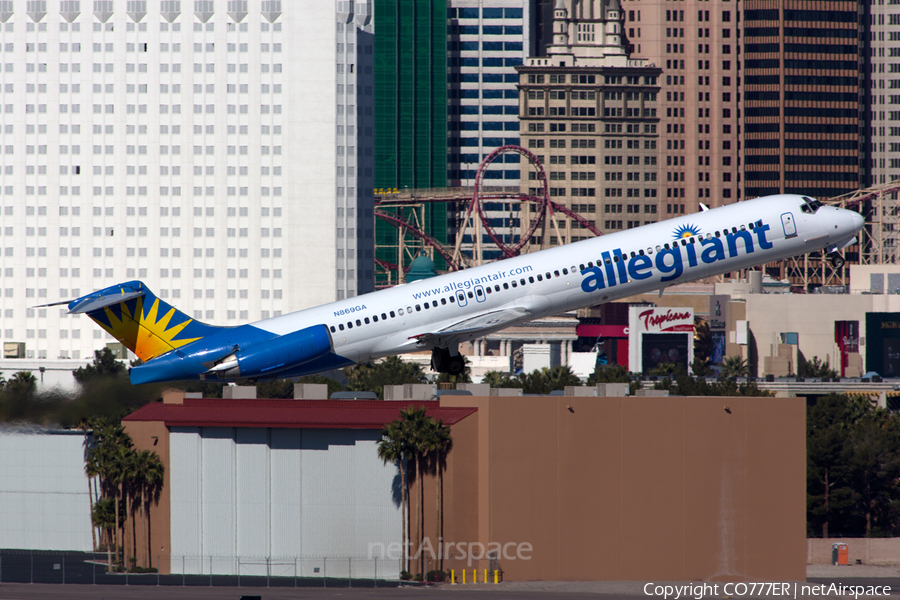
<box><xmin>409</xmin><ymin>306</ymin><xmax>531</xmax><ymax>346</ymax></box>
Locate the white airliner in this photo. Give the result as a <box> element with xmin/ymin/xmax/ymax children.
<box><xmin>60</xmin><ymin>194</ymin><xmax>863</xmax><ymax>384</ymax></box>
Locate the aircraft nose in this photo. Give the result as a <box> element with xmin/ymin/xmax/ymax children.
<box><xmin>852</xmin><ymin>210</ymin><xmax>864</xmax><ymax>232</ymax></box>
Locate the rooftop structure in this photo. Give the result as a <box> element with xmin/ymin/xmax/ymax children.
<box><xmin>124</xmin><ymin>397</ymin><xmax>477</xmax><ymax>429</ymax></box>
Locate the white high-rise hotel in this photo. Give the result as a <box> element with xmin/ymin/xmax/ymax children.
<box><xmin>0</xmin><ymin>0</ymin><xmax>374</xmax><ymax>361</ymax></box>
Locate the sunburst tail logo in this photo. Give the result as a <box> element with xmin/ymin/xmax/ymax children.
<box><xmin>78</xmin><ymin>282</ymin><xmax>220</xmax><ymax>362</ymax></box>
<box><xmin>673</xmin><ymin>223</ymin><xmax>701</xmax><ymax>239</ymax></box>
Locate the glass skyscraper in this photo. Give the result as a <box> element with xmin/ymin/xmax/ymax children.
<box><xmin>373</xmin><ymin>0</ymin><xmax>448</xmax><ymax>284</ymax></box>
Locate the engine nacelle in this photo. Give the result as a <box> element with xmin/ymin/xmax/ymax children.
<box><xmin>207</xmin><ymin>324</ymin><xmax>333</xmax><ymax>379</ymax></box>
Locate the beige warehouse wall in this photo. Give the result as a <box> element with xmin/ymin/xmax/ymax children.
<box><xmin>435</xmin><ymin>395</ymin><xmax>806</xmax><ymax>582</ymax></box>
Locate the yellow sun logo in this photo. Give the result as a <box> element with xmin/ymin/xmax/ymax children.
<box><xmin>94</xmin><ymin>297</ymin><xmax>203</xmax><ymax>362</ymax></box>
<box><xmin>673</xmin><ymin>224</ymin><xmax>701</xmax><ymax>239</ymax></box>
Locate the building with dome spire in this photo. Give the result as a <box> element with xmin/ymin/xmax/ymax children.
<box><xmin>546</xmin><ymin>0</ymin><xmax>627</xmax><ymax>65</ymax></box>
<box><xmin>516</xmin><ymin>0</ymin><xmax>662</xmax><ymax>247</ymax></box>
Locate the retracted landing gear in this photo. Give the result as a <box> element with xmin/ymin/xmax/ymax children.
<box><xmin>431</xmin><ymin>347</ymin><xmax>465</xmax><ymax>376</ymax></box>
<box><xmin>828</xmin><ymin>253</ymin><xmax>845</xmax><ymax>269</ymax></box>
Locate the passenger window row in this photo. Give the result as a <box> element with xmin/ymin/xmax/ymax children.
<box><xmin>327</xmin><ymin>218</ymin><xmax>764</xmax><ymax>335</ymax></box>
<box><xmin>327</xmin><ymin>267</ymin><xmax>576</xmax><ymax>334</ymax></box>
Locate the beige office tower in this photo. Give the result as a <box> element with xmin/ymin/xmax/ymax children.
<box><xmin>864</xmin><ymin>0</ymin><xmax>899</xmax><ymax>188</ymax></box>
<box><xmin>517</xmin><ymin>0</ymin><xmax>662</xmax><ymax>248</ymax></box>
<box><xmin>623</xmin><ymin>0</ymin><xmax>739</xmax><ymax>212</ymax></box>
<box><xmin>740</xmin><ymin>1</ymin><xmax>860</xmax><ymax>200</ymax></box>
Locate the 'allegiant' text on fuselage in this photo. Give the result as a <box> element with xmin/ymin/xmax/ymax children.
<box><xmin>580</xmin><ymin>223</ymin><xmax>773</xmax><ymax>292</ymax></box>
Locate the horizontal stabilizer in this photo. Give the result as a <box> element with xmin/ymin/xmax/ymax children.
<box><xmin>34</xmin><ymin>299</ymin><xmax>78</xmax><ymax>308</ymax></box>
<box><xmin>68</xmin><ymin>290</ymin><xmax>146</xmax><ymax>314</ymax></box>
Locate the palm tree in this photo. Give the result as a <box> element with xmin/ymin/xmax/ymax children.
<box><xmin>377</xmin><ymin>421</ymin><xmax>410</xmax><ymax>573</ymax></box>
<box><xmin>122</xmin><ymin>449</ymin><xmax>143</xmax><ymax>568</ymax></box>
<box><xmin>425</xmin><ymin>419</ymin><xmax>452</xmax><ymax>571</ymax></box>
<box><xmin>481</xmin><ymin>370</ymin><xmax>521</xmax><ymax>389</ymax></box>
<box><xmin>79</xmin><ymin>419</ymin><xmax>98</xmax><ymax>552</ymax></box>
<box><xmin>92</xmin><ymin>497</ymin><xmax>116</xmax><ymax>568</ymax></box>
<box><xmin>721</xmin><ymin>355</ymin><xmax>749</xmax><ymax>380</ymax></box>
<box><xmin>84</xmin><ymin>419</ymin><xmax>131</xmax><ymax>570</ymax></box>
<box><xmin>693</xmin><ymin>317</ymin><xmax>712</xmax><ymax>367</ymax></box>
<box><xmin>96</xmin><ymin>425</ymin><xmax>134</xmax><ymax>567</ymax></box>
<box><xmin>399</xmin><ymin>406</ymin><xmax>432</xmax><ymax>577</ymax></box>
<box><xmin>6</xmin><ymin>371</ymin><xmax>36</xmax><ymax>395</ymax></box>
<box><xmin>108</xmin><ymin>445</ymin><xmax>129</xmax><ymax>567</ymax></box>
<box><xmin>134</xmin><ymin>449</ymin><xmax>164</xmax><ymax>569</ymax></box>
<box><xmin>545</xmin><ymin>365</ymin><xmax>582</xmax><ymax>391</ymax></box>
<box><xmin>480</xmin><ymin>370</ymin><xmax>506</xmax><ymax>388</ymax></box>
<box><xmin>379</xmin><ymin>407</ymin><xmax>451</xmax><ymax>577</ymax></box>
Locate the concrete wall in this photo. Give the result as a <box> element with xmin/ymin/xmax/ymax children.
<box><xmin>808</xmin><ymin>538</ymin><xmax>900</xmax><ymax>565</ymax></box>
<box><xmin>430</xmin><ymin>395</ymin><xmax>806</xmax><ymax>582</ymax></box>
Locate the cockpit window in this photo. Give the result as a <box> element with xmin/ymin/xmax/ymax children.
<box><xmin>801</xmin><ymin>196</ymin><xmax>824</xmax><ymax>214</ymax></box>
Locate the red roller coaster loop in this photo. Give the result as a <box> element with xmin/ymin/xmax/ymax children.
<box><xmin>450</xmin><ymin>144</ymin><xmax>603</xmax><ymax>266</ymax></box>
<box><xmin>472</xmin><ymin>145</ymin><xmax>550</xmax><ymax>258</ymax></box>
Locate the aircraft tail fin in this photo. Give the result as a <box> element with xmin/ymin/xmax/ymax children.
<box><xmin>68</xmin><ymin>281</ymin><xmax>222</xmax><ymax>362</ymax></box>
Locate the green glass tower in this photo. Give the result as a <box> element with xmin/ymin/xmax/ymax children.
<box><xmin>374</xmin><ymin>0</ymin><xmax>449</xmax><ymax>285</ymax></box>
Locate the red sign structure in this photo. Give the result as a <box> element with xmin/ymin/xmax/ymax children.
<box><xmin>638</xmin><ymin>309</ymin><xmax>694</xmax><ymax>332</ymax></box>
<box><xmin>834</xmin><ymin>321</ymin><xmax>859</xmax><ymax>378</ymax></box>
<box><xmin>629</xmin><ymin>306</ymin><xmax>695</xmax><ymax>374</ymax></box>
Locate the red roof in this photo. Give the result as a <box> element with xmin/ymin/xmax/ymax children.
<box><xmin>123</xmin><ymin>398</ymin><xmax>477</xmax><ymax>430</ymax></box>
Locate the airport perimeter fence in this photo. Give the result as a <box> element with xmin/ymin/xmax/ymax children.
<box><xmin>169</xmin><ymin>554</ymin><xmax>503</xmax><ymax>586</ymax></box>
<box><xmin>0</xmin><ymin>550</ymin><xmax>402</xmax><ymax>588</ymax></box>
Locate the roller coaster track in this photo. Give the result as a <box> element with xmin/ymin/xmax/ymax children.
<box><xmin>375</xmin><ymin>145</ymin><xmax>602</xmax><ymax>280</ymax></box>
<box><xmin>376</xmin><ymin>144</ymin><xmax>900</xmax><ymax>290</ymax></box>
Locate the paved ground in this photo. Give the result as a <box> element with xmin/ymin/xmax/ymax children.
<box><xmin>0</xmin><ymin>581</ymin><xmax>897</xmax><ymax>600</ymax></box>
<box><xmin>2</xmin><ymin>566</ymin><xmax>900</xmax><ymax>600</ymax></box>
<box><xmin>808</xmin><ymin>564</ymin><xmax>900</xmax><ymax>578</ymax></box>
<box><xmin>0</xmin><ymin>583</ymin><xmax>644</xmax><ymax>599</ymax></box>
